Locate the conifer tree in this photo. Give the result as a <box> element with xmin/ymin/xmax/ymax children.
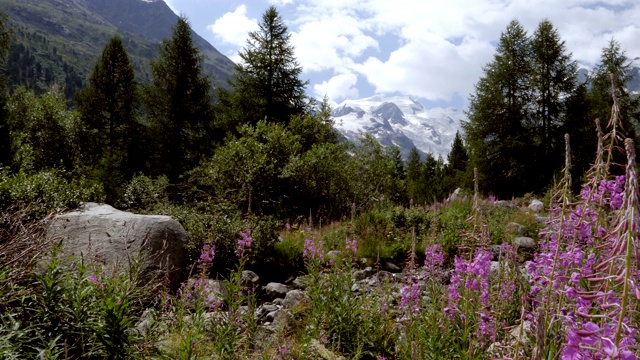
<box><xmin>226</xmin><ymin>6</ymin><xmax>308</xmax><ymax>126</ymax></box>
<box><xmin>76</xmin><ymin>35</ymin><xmax>140</xmax><ymax>200</ymax></box>
<box><xmin>463</xmin><ymin>19</ymin><xmax>532</xmax><ymax>197</ymax></box>
<box><xmin>529</xmin><ymin>19</ymin><xmax>579</xmax><ymax>188</ymax></box>
<box><xmin>144</xmin><ymin>17</ymin><xmax>213</xmax><ymax>183</ymax></box>
<box><xmin>405</xmin><ymin>146</ymin><xmax>422</xmax><ymax>203</ymax></box>
<box><xmin>447</xmin><ymin>131</ymin><xmax>468</xmax><ymax>173</ymax></box>
<box><xmin>0</xmin><ymin>10</ymin><xmax>11</xmax><ymax>168</ymax></box>
<box><xmin>588</xmin><ymin>39</ymin><xmax>640</xmax><ymax>152</ymax></box>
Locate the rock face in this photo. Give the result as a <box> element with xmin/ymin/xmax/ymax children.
<box><xmin>46</xmin><ymin>203</ymin><xmax>189</xmax><ymax>290</ymax></box>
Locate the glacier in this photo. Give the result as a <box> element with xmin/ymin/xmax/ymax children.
<box><xmin>331</xmin><ymin>95</ymin><xmax>466</xmax><ymax>160</ymax></box>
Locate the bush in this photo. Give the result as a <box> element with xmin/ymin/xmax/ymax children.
<box><xmin>0</xmin><ymin>170</ymin><xmax>104</xmax><ymax>218</ymax></box>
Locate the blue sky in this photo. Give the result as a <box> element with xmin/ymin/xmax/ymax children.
<box><xmin>163</xmin><ymin>0</ymin><xmax>640</xmax><ymax>108</ymax></box>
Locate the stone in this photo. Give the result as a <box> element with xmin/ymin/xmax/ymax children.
<box><xmin>352</xmin><ymin>266</ymin><xmax>374</xmax><ymax>281</ymax></box>
<box><xmin>282</xmin><ymin>289</ymin><xmax>309</xmax><ymax>309</ymax></box>
<box><xmin>326</xmin><ymin>250</ymin><xmax>343</xmax><ymax>261</ymax></box>
<box><xmin>264</xmin><ymin>282</ymin><xmax>289</xmax><ymax>300</ymax></box>
<box><xmin>241</xmin><ymin>270</ymin><xmax>260</xmax><ymax>287</ymax></box>
<box><xmin>383</xmin><ymin>261</ymin><xmax>401</xmax><ymax>273</ymax></box>
<box><xmin>494</xmin><ymin>200</ymin><xmax>513</xmax><ymax>207</ymax></box>
<box><xmin>265</xmin><ymin>309</ymin><xmax>294</xmax><ymax>331</ymax></box>
<box><xmin>292</xmin><ymin>276</ymin><xmax>311</xmax><ymax>289</ymax></box>
<box><xmin>505</xmin><ymin>222</ymin><xmax>526</xmax><ymax>236</ymax></box>
<box><xmin>46</xmin><ymin>202</ymin><xmax>189</xmax><ymax>290</ymax></box>
<box><xmin>513</xmin><ymin>237</ymin><xmax>536</xmax><ymax>250</ymax></box>
<box><xmin>528</xmin><ymin>199</ymin><xmax>544</xmax><ymax>213</ymax></box>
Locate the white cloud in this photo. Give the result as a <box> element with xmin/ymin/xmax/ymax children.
<box><xmin>207</xmin><ymin>4</ymin><xmax>259</xmax><ymax>47</ymax></box>
<box><xmin>174</xmin><ymin>0</ymin><xmax>640</xmax><ymax>106</ymax></box>
<box><xmin>313</xmin><ymin>72</ymin><xmax>360</xmax><ymax>102</ymax></box>
<box><xmin>283</xmin><ymin>0</ymin><xmax>640</xmax><ymax>104</ymax></box>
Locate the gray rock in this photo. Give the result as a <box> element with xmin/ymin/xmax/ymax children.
<box><xmin>528</xmin><ymin>199</ymin><xmax>544</xmax><ymax>213</ymax></box>
<box><xmin>506</xmin><ymin>222</ymin><xmax>526</xmax><ymax>236</ymax></box>
<box><xmin>46</xmin><ymin>202</ymin><xmax>189</xmax><ymax>290</ymax></box>
<box><xmin>495</xmin><ymin>200</ymin><xmax>513</xmax><ymax>207</ymax></box>
<box><xmin>326</xmin><ymin>250</ymin><xmax>343</xmax><ymax>261</ymax></box>
<box><xmin>282</xmin><ymin>289</ymin><xmax>309</xmax><ymax>309</ymax></box>
<box><xmin>352</xmin><ymin>266</ymin><xmax>374</xmax><ymax>281</ymax></box>
<box><xmin>265</xmin><ymin>309</ymin><xmax>294</xmax><ymax>331</ymax></box>
<box><xmin>383</xmin><ymin>261</ymin><xmax>401</xmax><ymax>273</ymax></box>
<box><xmin>264</xmin><ymin>282</ymin><xmax>289</xmax><ymax>299</ymax></box>
<box><xmin>135</xmin><ymin>308</ymin><xmax>155</xmax><ymax>337</ymax></box>
<box><xmin>241</xmin><ymin>270</ymin><xmax>260</xmax><ymax>287</ymax></box>
<box><xmin>272</xmin><ymin>298</ymin><xmax>284</xmax><ymax>306</ymax></box>
<box><xmin>292</xmin><ymin>276</ymin><xmax>310</xmax><ymax>289</ymax></box>
<box><xmin>513</xmin><ymin>237</ymin><xmax>536</xmax><ymax>249</ymax></box>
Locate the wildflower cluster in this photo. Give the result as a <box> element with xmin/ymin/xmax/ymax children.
<box><xmin>89</xmin><ymin>268</ymin><xmax>107</xmax><ymax>290</ymax></box>
<box><xmin>445</xmin><ymin>248</ymin><xmax>496</xmax><ymax>345</ymax></box>
<box><xmin>197</xmin><ymin>243</ymin><xmax>215</xmax><ymax>273</ymax></box>
<box><xmin>524</xmin><ymin>139</ymin><xmax>639</xmax><ymax>359</ymax></box>
<box><xmin>398</xmin><ymin>280</ymin><xmax>422</xmax><ymax>319</ymax></box>
<box><xmin>303</xmin><ymin>236</ymin><xmax>325</xmax><ymax>264</ymax></box>
<box><xmin>345</xmin><ymin>237</ymin><xmax>358</xmax><ymax>256</ymax></box>
<box><xmin>235</xmin><ymin>229</ymin><xmax>252</xmax><ymax>258</ymax></box>
<box><xmin>423</xmin><ymin>244</ymin><xmax>444</xmax><ymax>277</ymax></box>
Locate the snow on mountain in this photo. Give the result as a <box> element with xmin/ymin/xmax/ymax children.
<box><xmin>332</xmin><ymin>95</ymin><xmax>466</xmax><ymax>160</ymax></box>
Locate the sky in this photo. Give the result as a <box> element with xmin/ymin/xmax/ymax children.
<box><xmin>162</xmin><ymin>0</ymin><xmax>640</xmax><ymax>109</ymax></box>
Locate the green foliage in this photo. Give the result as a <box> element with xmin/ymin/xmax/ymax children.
<box><xmin>0</xmin><ymin>170</ymin><xmax>104</xmax><ymax>217</ymax></box>
<box><xmin>6</xmin><ymin>86</ymin><xmax>80</xmax><ymax>172</ymax></box>
<box><xmin>224</xmin><ymin>5</ymin><xmax>308</xmax><ymax>126</ymax></box>
<box><xmin>0</xmin><ymin>247</ymin><xmax>151</xmax><ymax>359</ymax></box>
<box><xmin>588</xmin><ymin>39</ymin><xmax>640</xmax><ymax>164</ymax></box>
<box><xmin>143</xmin><ymin>16</ymin><xmax>214</xmax><ymax>183</ymax></box>
<box><xmin>463</xmin><ymin>19</ymin><xmax>532</xmax><ymax>198</ymax></box>
<box><xmin>464</xmin><ymin>19</ymin><xmax>581</xmax><ymax>197</ymax></box>
<box><xmin>0</xmin><ymin>8</ymin><xmax>11</xmax><ymax>168</ymax></box>
<box><xmin>350</xmin><ymin>134</ymin><xmax>404</xmax><ymax>210</ymax></box>
<box><xmin>304</xmin><ymin>245</ymin><xmax>397</xmax><ymax>358</ymax></box>
<box><xmin>76</xmin><ymin>35</ymin><xmax>142</xmax><ymax>202</ymax></box>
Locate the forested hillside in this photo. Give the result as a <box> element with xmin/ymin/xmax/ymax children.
<box><xmin>0</xmin><ymin>0</ymin><xmax>235</xmax><ymax>97</ymax></box>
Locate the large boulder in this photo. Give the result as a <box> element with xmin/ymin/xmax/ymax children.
<box><xmin>46</xmin><ymin>202</ymin><xmax>189</xmax><ymax>290</ymax></box>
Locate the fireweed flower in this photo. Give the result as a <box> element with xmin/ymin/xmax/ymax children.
<box><xmin>197</xmin><ymin>243</ymin><xmax>215</xmax><ymax>273</ymax></box>
<box><xmin>235</xmin><ymin>229</ymin><xmax>252</xmax><ymax>258</ymax></box>
<box><xmin>345</xmin><ymin>237</ymin><xmax>358</xmax><ymax>256</ymax></box>
<box><xmin>89</xmin><ymin>268</ymin><xmax>106</xmax><ymax>290</ymax></box>
<box><xmin>424</xmin><ymin>244</ymin><xmax>444</xmax><ymax>277</ymax></box>
<box><xmin>399</xmin><ymin>279</ymin><xmax>422</xmax><ymax>319</ymax></box>
<box><xmin>303</xmin><ymin>236</ymin><xmax>325</xmax><ymax>263</ymax></box>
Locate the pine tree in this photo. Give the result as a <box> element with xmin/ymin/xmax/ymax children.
<box><xmin>588</xmin><ymin>39</ymin><xmax>640</xmax><ymax>154</ymax></box>
<box><xmin>143</xmin><ymin>17</ymin><xmax>214</xmax><ymax>183</ymax></box>
<box><xmin>529</xmin><ymin>19</ymin><xmax>579</xmax><ymax>188</ymax></box>
<box><xmin>226</xmin><ymin>5</ymin><xmax>308</xmax><ymax>126</ymax></box>
<box><xmin>447</xmin><ymin>131</ymin><xmax>468</xmax><ymax>173</ymax></box>
<box><xmin>405</xmin><ymin>146</ymin><xmax>422</xmax><ymax>203</ymax></box>
<box><xmin>76</xmin><ymin>35</ymin><xmax>141</xmax><ymax>200</ymax></box>
<box><xmin>463</xmin><ymin>19</ymin><xmax>532</xmax><ymax>197</ymax></box>
<box><xmin>0</xmin><ymin>10</ymin><xmax>11</xmax><ymax>168</ymax></box>
<box><xmin>446</xmin><ymin>131</ymin><xmax>470</xmax><ymax>192</ymax></box>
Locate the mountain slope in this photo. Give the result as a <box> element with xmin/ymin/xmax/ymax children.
<box><xmin>0</xmin><ymin>0</ymin><xmax>235</xmax><ymax>97</ymax></box>
<box><xmin>332</xmin><ymin>95</ymin><xmax>465</xmax><ymax>160</ymax></box>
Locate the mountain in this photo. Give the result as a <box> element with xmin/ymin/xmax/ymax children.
<box><xmin>0</xmin><ymin>0</ymin><xmax>235</xmax><ymax>97</ymax></box>
<box><xmin>332</xmin><ymin>95</ymin><xmax>465</xmax><ymax>160</ymax></box>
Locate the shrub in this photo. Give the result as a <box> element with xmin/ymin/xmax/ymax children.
<box><xmin>0</xmin><ymin>170</ymin><xmax>104</xmax><ymax>218</ymax></box>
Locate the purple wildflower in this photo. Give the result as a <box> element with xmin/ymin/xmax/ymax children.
<box><xmin>235</xmin><ymin>229</ymin><xmax>252</xmax><ymax>258</ymax></box>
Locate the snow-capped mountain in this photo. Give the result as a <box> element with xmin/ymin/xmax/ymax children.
<box><xmin>332</xmin><ymin>95</ymin><xmax>466</xmax><ymax>160</ymax></box>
